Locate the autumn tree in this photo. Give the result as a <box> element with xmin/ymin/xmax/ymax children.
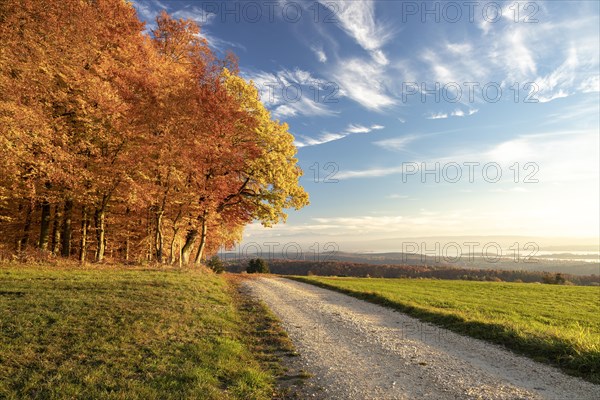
<box><xmin>0</xmin><ymin>3</ymin><xmax>308</xmax><ymax>264</ymax></box>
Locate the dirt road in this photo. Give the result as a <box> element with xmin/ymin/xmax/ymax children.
<box><xmin>243</xmin><ymin>277</ymin><xmax>599</xmax><ymax>400</ymax></box>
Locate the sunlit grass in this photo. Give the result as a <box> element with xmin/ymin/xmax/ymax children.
<box><xmin>0</xmin><ymin>264</ymin><xmax>275</xmax><ymax>399</ymax></box>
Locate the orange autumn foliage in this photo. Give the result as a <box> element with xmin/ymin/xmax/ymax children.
<box><xmin>0</xmin><ymin>0</ymin><xmax>308</xmax><ymax>264</ymax></box>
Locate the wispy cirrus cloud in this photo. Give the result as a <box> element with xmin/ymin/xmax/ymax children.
<box><xmin>320</xmin><ymin>0</ymin><xmax>394</xmax><ymax>65</ymax></box>
<box><xmin>333</xmin><ymin>58</ymin><xmax>396</xmax><ymax>111</ymax></box>
<box><xmin>413</xmin><ymin>4</ymin><xmax>598</xmax><ymax>106</ymax></box>
<box><xmin>426</xmin><ymin>109</ymin><xmax>478</xmax><ymax>120</ymax></box>
<box><xmin>295</xmin><ymin>123</ymin><xmax>384</xmax><ymax>148</ymax></box>
<box><xmin>316</xmin><ymin>0</ymin><xmax>397</xmax><ymax>111</ymax></box>
<box><xmin>171</xmin><ymin>6</ymin><xmax>215</xmax><ymax>25</ymax></box>
<box><xmin>452</xmin><ymin>109</ymin><xmax>478</xmax><ymax>117</ymax></box>
<box><xmin>501</xmin><ymin>27</ymin><xmax>537</xmax><ymax>78</ymax></box>
<box><xmin>534</xmin><ymin>46</ymin><xmax>599</xmax><ymax>102</ymax></box>
<box><xmin>347</xmin><ymin>123</ymin><xmax>382</xmax><ymax>133</ymax></box>
<box><xmin>310</xmin><ymin>45</ymin><xmax>328</xmax><ymax>63</ymax></box>
<box><xmin>337</xmin><ymin>129</ymin><xmax>598</xmax><ymax>182</ymax></box>
<box><xmin>336</xmin><ymin>163</ymin><xmax>411</xmax><ymax>179</ymax></box>
<box><xmin>243</xmin><ymin>68</ymin><xmax>338</xmax><ymax>118</ymax></box>
<box><xmin>427</xmin><ymin>113</ymin><xmax>448</xmax><ymax>120</ymax></box>
<box><xmin>374</xmin><ymin>135</ymin><xmax>420</xmax><ymax>152</ymax></box>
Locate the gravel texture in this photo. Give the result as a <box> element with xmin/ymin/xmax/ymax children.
<box><xmin>243</xmin><ymin>277</ymin><xmax>600</xmax><ymax>400</ymax></box>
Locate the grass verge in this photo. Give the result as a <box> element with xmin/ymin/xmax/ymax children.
<box><xmin>224</xmin><ymin>274</ymin><xmax>307</xmax><ymax>399</ymax></box>
<box><xmin>0</xmin><ymin>263</ymin><xmax>279</xmax><ymax>399</ymax></box>
<box><xmin>290</xmin><ymin>276</ymin><xmax>600</xmax><ymax>384</ymax></box>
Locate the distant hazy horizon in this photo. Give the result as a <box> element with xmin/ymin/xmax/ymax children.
<box><xmin>232</xmin><ymin>234</ymin><xmax>600</xmax><ymax>257</ymax></box>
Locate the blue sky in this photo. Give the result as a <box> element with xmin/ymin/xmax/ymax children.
<box><xmin>131</xmin><ymin>0</ymin><xmax>599</xmax><ymax>252</ymax></box>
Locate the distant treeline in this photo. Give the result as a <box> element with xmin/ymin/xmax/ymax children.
<box><xmin>226</xmin><ymin>260</ymin><xmax>600</xmax><ymax>286</ymax></box>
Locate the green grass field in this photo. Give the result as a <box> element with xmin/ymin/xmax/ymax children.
<box><xmin>0</xmin><ymin>264</ymin><xmax>283</xmax><ymax>399</ymax></box>
<box><xmin>292</xmin><ymin>276</ymin><xmax>600</xmax><ymax>383</ymax></box>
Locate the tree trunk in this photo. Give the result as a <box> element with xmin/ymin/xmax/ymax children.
<box><xmin>124</xmin><ymin>237</ymin><xmax>130</xmax><ymax>262</ymax></box>
<box><xmin>61</xmin><ymin>199</ymin><xmax>73</xmax><ymax>257</ymax></box>
<box><xmin>154</xmin><ymin>209</ymin><xmax>164</xmax><ymax>263</ymax></box>
<box><xmin>194</xmin><ymin>214</ymin><xmax>208</xmax><ymax>265</ymax></box>
<box><xmin>19</xmin><ymin>202</ymin><xmax>33</xmax><ymax>251</ymax></box>
<box><xmin>39</xmin><ymin>200</ymin><xmax>51</xmax><ymax>250</ymax></box>
<box><xmin>15</xmin><ymin>203</ymin><xmax>23</xmax><ymax>252</ymax></box>
<box><xmin>178</xmin><ymin>237</ymin><xmax>183</xmax><ymax>268</ymax></box>
<box><xmin>181</xmin><ymin>229</ymin><xmax>198</xmax><ymax>265</ymax></box>
<box><xmin>168</xmin><ymin>208</ymin><xmax>182</xmax><ymax>265</ymax></box>
<box><xmin>169</xmin><ymin>228</ymin><xmax>178</xmax><ymax>265</ymax></box>
<box><xmin>51</xmin><ymin>205</ymin><xmax>62</xmax><ymax>255</ymax></box>
<box><xmin>94</xmin><ymin>208</ymin><xmax>106</xmax><ymax>262</ymax></box>
<box><xmin>79</xmin><ymin>206</ymin><xmax>89</xmax><ymax>263</ymax></box>
<box><xmin>146</xmin><ymin>209</ymin><xmax>152</xmax><ymax>261</ymax></box>
<box><xmin>123</xmin><ymin>207</ymin><xmax>130</xmax><ymax>262</ymax></box>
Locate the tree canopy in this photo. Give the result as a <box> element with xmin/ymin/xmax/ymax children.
<box><xmin>0</xmin><ymin>0</ymin><xmax>308</xmax><ymax>264</ymax></box>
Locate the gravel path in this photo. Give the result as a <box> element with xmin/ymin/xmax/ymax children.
<box><xmin>243</xmin><ymin>277</ymin><xmax>599</xmax><ymax>400</ymax></box>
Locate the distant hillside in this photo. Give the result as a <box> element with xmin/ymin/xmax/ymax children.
<box><xmin>221</xmin><ymin>250</ymin><xmax>599</xmax><ymax>276</ymax></box>
<box><xmin>226</xmin><ymin>260</ymin><xmax>599</xmax><ymax>286</ymax></box>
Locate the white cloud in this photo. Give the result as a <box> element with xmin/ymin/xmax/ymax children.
<box><xmin>482</xmin><ymin>131</ymin><xmax>599</xmax><ymax>183</ymax></box>
<box><xmin>333</xmin><ymin>58</ymin><xmax>396</xmax><ymax>111</ymax></box>
<box><xmin>336</xmin><ymin>164</ymin><xmax>413</xmax><ymax>179</ymax></box>
<box><xmin>427</xmin><ymin>113</ymin><xmax>448</xmax><ymax>120</ymax></box>
<box><xmin>414</xmin><ymin>10</ymin><xmax>598</xmax><ymax>106</ymax></box>
<box><xmin>171</xmin><ymin>6</ymin><xmax>216</xmax><ymax>26</ymax></box>
<box><xmin>371</xmin><ymin>50</ymin><xmax>389</xmax><ymax>66</ymax></box>
<box><xmin>311</xmin><ymin>46</ymin><xmax>328</xmax><ymax>63</ymax></box>
<box><xmin>579</xmin><ymin>75</ymin><xmax>600</xmax><ymax>93</ymax></box>
<box><xmin>419</xmin><ymin>44</ymin><xmax>489</xmax><ymax>86</ymax></box>
<box><xmin>533</xmin><ymin>46</ymin><xmax>577</xmax><ymax>101</ymax></box>
<box><xmin>421</xmin><ymin>49</ymin><xmax>456</xmax><ymax>83</ymax></box>
<box><xmin>503</xmin><ymin>28</ymin><xmax>537</xmax><ymax>77</ymax></box>
<box><xmin>451</xmin><ymin>109</ymin><xmax>478</xmax><ymax>117</ymax></box>
<box><xmin>374</xmin><ymin>135</ymin><xmax>419</xmax><ymax>152</ymax></box>
<box><xmin>537</xmin><ymin>90</ymin><xmax>569</xmax><ymax>104</ymax></box>
<box><xmin>273</xmin><ymin>97</ymin><xmax>336</xmax><ymax>119</ymax></box>
<box><xmin>446</xmin><ymin>42</ymin><xmax>472</xmax><ymax>54</ymax></box>
<box><xmin>308</xmin><ymin>213</ymin><xmax>468</xmax><ymax>235</ymax></box>
<box><xmin>320</xmin><ymin>0</ymin><xmax>393</xmax><ymax>64</ymax></box>
<box><xmin>295</xmin><ymin>123</ymin><xmax>384</xmax><ymax>148</ymax></box>
<box><xmin>337</xmin><ymin>129</ymin><xmax>599</xmax><ymax>183</ymax></box>
<box><xmin>542</xmin><ymin>99</ymin><xmax>600</xmax><ymax>124</ymax></box>
<box><xmin>478</xmin><ymin>19</ymin><xmax>492</xmax><ymax>35</ymax></box>
<box><xmin>243</xmin><ymin>68</ymin><xmax>337</xmax><ymax>118</ymax></box>
<box><xmin>426</xmin><ymin>109</ymin><xmax>477</xmax><ymax>120</ymax></box>
<box><xmin>345</xmin><ymin>124</ymin><xmax>371</xmax><ymax>134</ymax></box>
<box><xmin>533</xmin><ymin>46</ymin><xmax>600</xmax><ymax>102</ymax></box>
<box><xmin>346</xmin><ymin>123</ymin><xmax>383</xmax><ymax>134</ymax></box>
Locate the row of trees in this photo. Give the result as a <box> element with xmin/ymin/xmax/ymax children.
<box><xmin>233</xmin><ymin>261</ymin><xmax>598</xmax><ymax>285</ymax></box>
<box><xmin>0</xmin><ymin>0</ymin><xmax>308</xmax><ymax>264</ymax></box>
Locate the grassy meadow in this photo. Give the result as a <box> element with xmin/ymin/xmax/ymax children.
<box><xmin>0</xmin><ymin>264</ymin><xmax>288</xmax><ymax>399</ymax></box>
<box><xmin>292</xmin><ymin>276</ymin><xmax>600</xmax><ymax>383</ymax></box>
